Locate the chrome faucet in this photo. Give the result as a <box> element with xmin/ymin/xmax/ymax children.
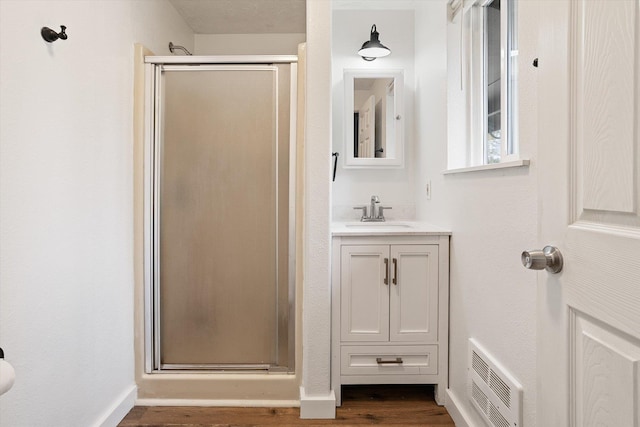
<box><xmin>353</xmin><ymin>195</ymin><xmax>392</xmax><ymax>222</ymax></box>
<box><xmin>370</xmin><ymin>195</ymin><xmax>380</xmax><ymax>219</ymax></box>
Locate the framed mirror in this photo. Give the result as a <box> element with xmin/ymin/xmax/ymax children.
<box><xmin>344</xmin><ymin>69</ymin><xmax>404</xmax><ymax>168</ymax></box>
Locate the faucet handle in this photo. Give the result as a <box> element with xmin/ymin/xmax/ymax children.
<box><xmin>377</xmin><ymin>206</ymin><xmax>392</xmax><ymax>220</ymax></box>
<box><xmin>353</xmin><ymin>205</ymin><xmax>367</xmax><ymax>220</ymax></box>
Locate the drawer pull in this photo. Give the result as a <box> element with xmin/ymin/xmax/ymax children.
<box><xmin>376</xmin><ymin>357</ymin><xmax>403</xmax><ymax>365</ymax></box>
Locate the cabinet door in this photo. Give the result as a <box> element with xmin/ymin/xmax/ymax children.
<box><xmin>341</xmin><ymin>245</ymin><xmax>390</xmax><ymax>342</ymax></box>
<box><xmin>389</xmin><ymin>245</ymin><xmax>438</xmax><ymax>342</ymax></box>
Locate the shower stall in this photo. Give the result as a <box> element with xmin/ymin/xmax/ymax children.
<box><xmin>143</xmin><ymin>56</ymin><xmax>297</xmax><ymax>373</ymax></box>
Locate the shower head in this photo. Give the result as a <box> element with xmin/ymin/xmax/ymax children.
<box><xmin>169</xmin><ymin>42</ymin><xmax>192</xmax><ymax>56</ymax></box>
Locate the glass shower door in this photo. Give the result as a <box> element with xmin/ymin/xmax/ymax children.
<box><xmin>153</xmin><ymin>65</ymin><xmax>291</xmax><ymax>369</ymax></box>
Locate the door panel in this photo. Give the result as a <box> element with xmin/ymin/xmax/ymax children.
<box><xmin>567</xmin><ymin>1</ymin><xmax>640</xmax><ymax>423</ymax></box>
<box><xmin>389</xmin><ymin>245</ymin><xmax>438</xmax><ymax>342</ymax></box>
<box><xmin>538</xmin><ymin>0</ymin><xmax>640</xmax><ymax>425</ymax></box>
<box><xmin>157</xmin><ymin>66</ymin><xmax>287</xmax><ymax>367</ymax></box>
<box><xmin>572</xmin><ymin>311</ymin><xmax>640</xmax><ymax>427</ymax></box>
<box><xmin>358</xmin><ymin>95</ymin><xmax>375</xmax><ymax>158</ymax></box>
<box><xmin>341</xmin><ymin>245</ymin><xmax>389</xmax><ymax>342</ymax></box>
<box><xmin>579</xmin><ymin>0</ymin><xmax>637</xmax><ymax>214</ymax></box>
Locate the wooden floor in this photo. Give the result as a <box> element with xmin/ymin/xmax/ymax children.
<box><xmin>119</xmin><ymin>385</ymin><xmax>455</xmax><ymax>426</ymax></box>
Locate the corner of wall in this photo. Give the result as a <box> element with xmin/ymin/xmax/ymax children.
<box><xmin>445</xmin><ymin>388</ymin><xmax>479</xmax><ymax>427</ymax></box>
<box><xmin>94</xmin><ymin>385</ymin><xmax>137</xmax><ymax>427</ymax></box>
<box><xmin>302</xmin><ymin>0</ymin><xmax>333</xmax><ymax>407</ymax></box>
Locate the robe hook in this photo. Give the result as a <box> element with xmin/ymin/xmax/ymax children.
<box><xmin>41</xmin><ymin>25</ymin><xmax>68</xmax><ymax>43</ymax></box>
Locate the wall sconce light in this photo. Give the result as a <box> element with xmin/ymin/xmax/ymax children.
<box><xmin>357</xmin><ymin>25</ymin><xmax>391</xmax><ymax>61</ymax></box>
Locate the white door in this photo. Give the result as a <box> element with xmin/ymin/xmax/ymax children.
<box><xmin>537</xmin><ymin>1</ymin><xmax>640</xmax><ymax>425</ymax></box>
<box><xmin>358</xmin><ymin>95</ymin><xmax>375</xmax><ymax>158</ymax></box>
<box><xmin>340</xmin><ymin>245</ymin><xmax>390</xmax><ymax>342</ymax></box>
<box><xmin>389</xmin><ymin>245</ymin><xmax>438</xmax><ymax>343</ymax></box>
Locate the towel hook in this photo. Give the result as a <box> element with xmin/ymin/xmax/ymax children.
<box><xmin>41</xmin><ymin>25</ymin><xmax>68</xmax><ymax>43</ymax></box>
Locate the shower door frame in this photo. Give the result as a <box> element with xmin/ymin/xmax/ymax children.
<box><xmin>143</xmin><ymin>55</ymin><xmax>298</xmax><ymax>374</ymax></box>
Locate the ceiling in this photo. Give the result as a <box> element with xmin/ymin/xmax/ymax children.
<box><xmin>168</xmin><ymin>0</ymin><xmax>306</xmax><ymax>34</ymax></box>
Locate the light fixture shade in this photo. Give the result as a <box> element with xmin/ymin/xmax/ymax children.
<box><xmin>358</xmin><ymin>24</ymin><xmax>391</xmax><ymax>61</ymax></box>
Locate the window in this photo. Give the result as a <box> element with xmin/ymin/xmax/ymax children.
<box><xmin>449</xmin><ymin>0</ymin><xmax>520</xmax><ymax>169</ymax></box>
<box><xmin>479</xmin><ymin>0</ymin><xmax>518</xmax><ymax>164</ymax></box>
<box><xmin>485</xmin><ymin>0</ymin><xmax>503</xmax><ymax>163</ymax></box>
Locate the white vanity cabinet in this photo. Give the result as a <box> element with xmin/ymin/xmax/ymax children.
<box><xmin>331</xmin><ymin>226</ymin><xmax>450</xmax><ymax>406</ymax></box>
<box><xmin>340</xmin><ymin>244</ymin><xmax>439</xmax><ymax>343</ymax></box>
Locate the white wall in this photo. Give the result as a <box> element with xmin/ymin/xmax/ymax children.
<box><xmin>0</xmin><ymin>1</ymin><xmax>193</xmax><ymax>426</ymax></box>
<box><xmin>414</xmin><ymin>1</ymin><xmax>539</xmax><ymax>426</ymax></box>
<box><xmin>195</xmin><ymin>33</ymin><xmax>305</xmax><ymax>55</ymax></box>
<box><xmin>331</xmin><ymin>9</ymin><xmax>415</xmax><ymax>221</ymax></box>
<box><xmin>300</xmin><ymin>0</ymin><xmax>335</xmax><ymax>418</ymax></box>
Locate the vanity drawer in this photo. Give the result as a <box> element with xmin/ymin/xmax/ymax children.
<box><xmin>340</xmin><ymin>345</ymin><xmax>438</xmax><ymax>376</ymax></box>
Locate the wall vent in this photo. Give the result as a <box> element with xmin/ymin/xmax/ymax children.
<box><xmin>468</xmin><ymin>339</ymin><xmax>523</xmax><ymax>427</ymax></box>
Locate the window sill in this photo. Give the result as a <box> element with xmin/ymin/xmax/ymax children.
<box><xmin>443</xmin><ymin>159</ymin><xmax>530</xmax><ymax>175</ymax></box>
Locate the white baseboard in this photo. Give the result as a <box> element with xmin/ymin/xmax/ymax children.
<box><xmin>445</xmin><ymin>388</ymin><xmax>479</xmax><ymax>427</ymax></box>
<box><xmin>94</xmin><ymin>384</ymin><xmax>137</xmax><ymax>427</ymax></box>
<box><xmin>299</xmin><ymin>386</ymin><xmax>336</xmax><ymax>419</ymax></box>
<box><xmin>135</xmin><ymin>398</ymin><xmax>300</xmax><ymax>407</ymax></box>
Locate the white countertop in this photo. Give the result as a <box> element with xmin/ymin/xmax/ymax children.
<box><xmin>331</xmin><ymin>221</ymin><xmax>451</xmax><ymax>236</ymax></box>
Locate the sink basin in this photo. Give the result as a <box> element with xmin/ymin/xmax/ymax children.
<box><xmin>332</xmin><ymin>221</ymin><xmax>450</xmax><ymax>236</ymax></box>
<box><xmin>344</xmin><ymin>222</ymin><xmax>413</xmax><ymax>229</ymax></box>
